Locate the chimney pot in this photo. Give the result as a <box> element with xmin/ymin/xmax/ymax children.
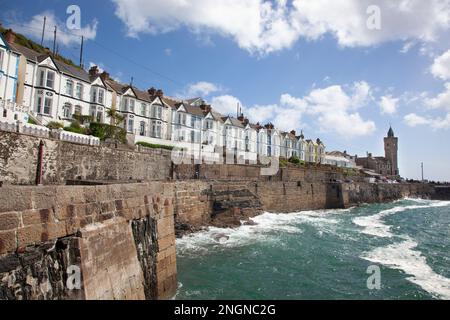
<box><xmin>4</xmin><ymin>29</ymin><xmax>16</xmax><ymax>44</ymax></box>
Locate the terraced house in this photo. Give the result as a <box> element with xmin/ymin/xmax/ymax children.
<box><xmin>0</xmin><ymin>28</ymin><xmax>328</xmax><ymax>167</ymax></box>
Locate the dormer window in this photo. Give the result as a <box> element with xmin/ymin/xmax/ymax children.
<box><xmin>98</xmin><ymin>89</ymin><xmax>104</xmax><ymax>105</ymax></box>
<box><xmin>152</xmin><ymin>104</ymin><xmax>162</xmax><ymax>119</ymax></box>
<box><xmin>38</xmin><ymin>69</ymin><xmax>55</xmax><ymax>89</ymax></box>
<box><xmin>122</xmin><ymin>97</ymin><xmax>135</xmax><ymax>112</ymax></box>
<box><xmin>177</xmin><ymin>112</ymin><xmax>186</xmax><ymax>125</ymax></box>
<box><xmin>91</xmin><ymin>87</ymin><xmax>105</xmax><ymax>105</ymax></box>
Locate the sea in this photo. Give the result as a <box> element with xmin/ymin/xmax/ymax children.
<box><xmin>175</xmin><ymin>198</ymin><xmax>450</xmax><ymax>300</ymax></box>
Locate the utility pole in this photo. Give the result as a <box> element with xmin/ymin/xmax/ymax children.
<box><xmin>40</xmin><ymin>16</ymin><xmax>46</xmax><ymax>46</ymax></box>
<box><xmin>79</xmin><ymin>36</ymin><xmax>84</xmax><ymax>68</ymax></box>
<box><xmin>421</xmin><ymin>162</ymin><xmax>424</xmax><ymax>181</ymax></box>
<box><xmin>52</xmin><ymin>26</ymin><xmax>57</xmax><ymax>56</ymax></box>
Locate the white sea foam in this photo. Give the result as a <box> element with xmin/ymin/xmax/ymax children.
<box><xmin>353</xmin><ymin>201</ymin><xmax>450</xmax><ymax>238</ymax></box>
<box><xmin>361</xmin><ymin>237</ymin><xmax>450</xmax><ymax>300</ymax></box>
<box><xmin>176</xmin><ymin>208</ymin><xmax>350</xmax><ymax>255</ymax></box>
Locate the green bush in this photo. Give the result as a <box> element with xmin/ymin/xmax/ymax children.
<box><xmin>72</xmin><ymin>114</ymin><xmax>94</xmax><ymax>125</ymax></box>
<box><xmin>279</xmin><ymin>158</ymin><xmax>288</xmax><ymax>167</ymax></box>
<box><xmin>64</xmin><ymin>126</ymin><xmax>87</xmax><ymax>134</ymax></box>
<box><xmin>89</xmin><ymin>122</ymin><xmax>126</xmax><ymax>143</ymax></box>
<box><xmin>136</xmin><ymin>141</ymin><xmax>175</xmax><ymax>151</ymax></box>
<box><xmin>46</xmin><ymin>121</ymin><xmax>64</xmax><ymax>130</ymax></box>
<box><xmin>27</xmin><ymin>117</ymin><xmax>37</xmax><ymax>125</ymax></box>
<box><xmin>288</xmin><ymin>156</ymin><xmax>301</xmax><ymax>164</ymax></box>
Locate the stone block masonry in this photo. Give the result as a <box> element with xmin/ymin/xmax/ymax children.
<box><xmin>0</xmin><ymin>130</ymin><xmax>172</xmax><ymax>185</ymax></box>
<box><xmin>0</xmin><ymin>182</ymin><xmax>177</xmax><ymax>300</ymax></box>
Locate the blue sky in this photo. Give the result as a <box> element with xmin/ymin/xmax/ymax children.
<box><xmin>2</xmin><ymin>0</ymin><xmax>450</xmax><ymax>181</ymax></box>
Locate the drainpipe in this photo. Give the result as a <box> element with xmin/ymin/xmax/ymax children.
<box><xmin>36</xmin><ymin>140</ymin><xmax>44</xmax><ymax>185</ymax></box>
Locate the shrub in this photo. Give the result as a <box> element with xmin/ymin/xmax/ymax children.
<box><xmin>27</xmin><ymin>117</ymin><xmax>37</xmax><ymax>125</ymax></box>
<box><xmin>279</xmin><ymin>158</ymin><xmax>288</xmax><ymax>167</ymax></box>
<box><xmin>72</xmin><ymin>114</ymin><xmax>93</xmax><ymax>125</ymax></box>
<box><xmin>136</xmin><ymin>141</ymin><xmax>175</xmax><ymax>151</ymax></box>
<box><xmin>47</xmin><ymin>121</ymin><xmax>64</xmax><ymax>130</ymax></box>
<box><xmin>89</xmin><ymin>122</ymin><xmax>126</xmax><ymax>143</ymax></box>
<box><xmin>288</xmin><ymin>156</ymin><xmax>301</xmax><ymax>165</ymax></box>
<box><xmin>64</xmin><ymin>126</ymin><xmax>87</xmax><ymax>135</ymax></box>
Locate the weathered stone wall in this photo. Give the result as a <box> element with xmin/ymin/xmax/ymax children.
<box><xmin>343</xmin><ymin>182</ymin><xmax>435</xmax><ymax>206</ymax></box>
<box><xmin>249</xmin><ymin>181</ymin><xmax>345</xmax><ymax>213</ymax></box>
<box><xmin>174</xmin><ymin>163</ymin><xmax>346</xmax><ymax>182</ymax></box>
<box><xmin>173</xmin><ymin>181</ymin><xmax>212</xmax><ymax>235</ymax></box>
<box><xmin>0</xmin><ymin>182</ymin><xmax>177</xmax><ymax>300</ymax></box>
<box><xmin>0</xmin><ymin>131</ymin><xmax>172</xmax><ymax>185</ymax></box>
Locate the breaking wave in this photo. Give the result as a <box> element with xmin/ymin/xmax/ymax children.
<box><xmin>353</xmin><ymin>200</ymin><xmax>450</xmax><ymax>238</ymax></box>
<box><xmin>361</xmin><ymin>237</ymin><xmax>450</xmax><ymax>300</ymax></box>
<box><xmin>176</xmin><ymin>208</ymin><xmax>351</xmax><ymax>255</ymax></box>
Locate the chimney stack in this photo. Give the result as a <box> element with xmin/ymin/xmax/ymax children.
<box><xmin>100</xmin><ymin>71</ymin><xmax>110</xmax><ymax>81</ymax></box>
<box><xmin>155</xmin><ymin>89</ymin><xmax>164</xmax><ymax>97</ymax></box>
<box><xmin>290</xmin><ymin>130</ymin><xmax>296</xmax><ymax>136</ymax></box>
<box><xmin>4</xmin><ymin>29</ymin><xmax>16</xmax><ymax>44</ymax></box>
<box><xmin>147</xmin><ymin>87</ymin><xmax>156</xmax><ymax>97</ymax></box>
<box><xmin>89</xmin><ymin>65</ymin><xmax>99</xmax><ymax>76</ymax></box>
<box><xmin>237</xmin><ymin>114</ymin><xmax>245</xmax><ymax>122</ymax></box>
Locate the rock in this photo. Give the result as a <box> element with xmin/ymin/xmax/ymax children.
<box><xmin>212</xmin><ymin>233</ymin><xmax>229</xmax><ymax>243</ymax></box>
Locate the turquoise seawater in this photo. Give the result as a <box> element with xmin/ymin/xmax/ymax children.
<box><xmin>175</xmin><ymin>198</ymin><xmax>450</xmax><ymax>300</ymax></box>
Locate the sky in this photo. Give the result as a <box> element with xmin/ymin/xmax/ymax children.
<box><xmin>1</xmin><ymin>0</ymin><xmax>450</xmax><ymax>181</ymax></box>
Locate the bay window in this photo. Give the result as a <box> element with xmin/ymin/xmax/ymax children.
<box><xmin>63</xmin><ymin>103</ymin><xmax>72</xmax><ymax>118</ymax></box>
<box><xmin>151</xmin><ymin>120</ymin><xmax>162</xmax><ymax>138</ymax></box>
<box><xmin>127</xmin><ymin>117</ymin><xmax>134</xmax><ymax>133</ymax></box>
<box><xmin>36</xmin><ymin>93</ymin><xmax>52</xmax><ymax>115</ymax></box>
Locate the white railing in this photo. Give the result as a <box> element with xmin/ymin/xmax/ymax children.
<box><xmin>0</xmin><ymin>120</ymin><xmax>50</xmax><ymax>138</ymax></box>
<box><xmin>0</xmin><ymin>120</ymin><xmax>16</xmax><ymax>133</ymax></box>
<box><xmin>21</xmin><ymin>123</ymin><xmax>50</xmax><ymax>138</ymax></box>
<box><xmin>58</xmin><ymin>129</ymin><xmax>100</xmax><ymax>146</ymax></box>
<box><xmin>0</xmin><ymin>100</ymin><xmax>30</xmax><ymax>113</ymax></box>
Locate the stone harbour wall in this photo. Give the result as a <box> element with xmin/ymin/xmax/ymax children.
<box><xmin>0</xmin><ymin>182</ymin><xmax>177</xmax><ymax>300</ymax></box>
<box><xmin>0</xmin><ymin>130</ymin><xmax>172</xmax><ymax>185</ymax></box>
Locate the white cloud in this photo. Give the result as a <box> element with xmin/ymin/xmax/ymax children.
<box><xmin>186</xmin><ymin>81</ymin><xmax>221</xmax><ymax>97</ymax></box>
<box><xmin>299</xmin><ymin>83</ymin><xmax>376</xmax><ymax>136</ymax></box>
<box><xmin>112</xmin><ymin>0</ymin><xmax>450</xmax><ymax>54</ymax></box>
<box><xmin>379</xmin><ymin>95</ymin><xmax>399</xmax><ymax>114</ymax></box>
<box><xmin>431</xmin><ymin>50</ymin><xmax>450</xmax><ymax>80</ymax></box>
<box><xmin>211</xmin><ymin>95</ymin><xmax>243</xmax><ymax>116</ymax></box>
<box><xmin>424</xmin><ymin>83</ymin><xmax>450</xmax><ymax>110</ymax></box>
<box><xmin>404</xmin><ymin>113</ymin><xmax>430</xmax><ymax>127</ymax></box>
<box><xmin>11</xmin><ymin>11</ymin><xmax>97</xmax><ymax>47</ymax></box>
<box><xmin>164</xmin><ymin>48</ymin><xmax>172</xmax><ymax>56</ymax></box>
<box><xmin>400</xmin><ymin>41</ymin><xmax>416</xmax><ymax>53</ymax></box>
<box><xmin>404</xmin><ymin>112</ymin><xmax>450</xmax><ymax>129</ymax></box>
<box><xmin>243</xmin><ymin>81</ymin><xmax>375</xmax><ymax>136</ymax></box>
